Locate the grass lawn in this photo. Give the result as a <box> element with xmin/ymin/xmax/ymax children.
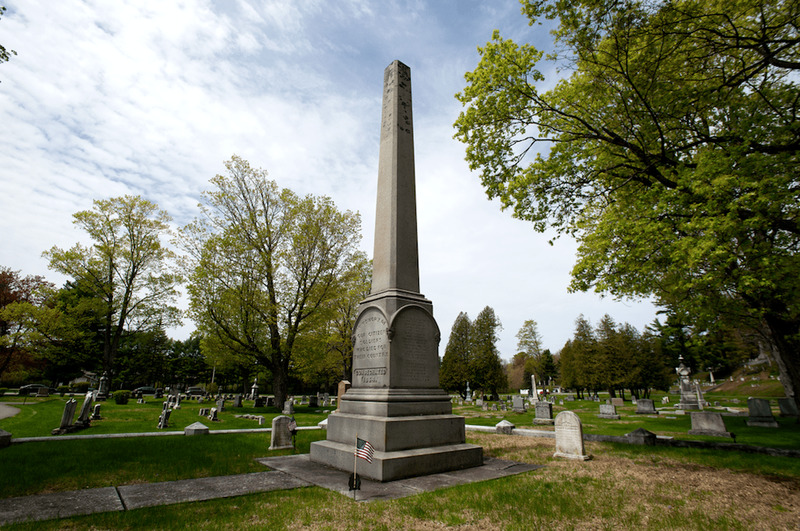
<box><xmin>2</xmin><ymin>394</ymin><xmax>799</xmax><ymax>529</ymax></box>
<box><xmin>3</xmin><ymin>432</ymin><xmax>799</xmax><ymax>530</ymax></box>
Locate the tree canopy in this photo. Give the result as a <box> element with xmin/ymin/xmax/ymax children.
<box><xmin>455</xmin><ymin>0</ymin><xmax>800</xmax><ymax>411</ymax></box>
<box><xmin>182</xmin><ymin>156</ymin><xmax>363</xmax><ymax>406</ymax></box>
<box><xmin>43</xmin><ymin>196</ymin><xmax>181</xmax><ymax>378</ymax></box>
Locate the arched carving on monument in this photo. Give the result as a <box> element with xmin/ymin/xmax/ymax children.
<box><xmin>387</xmin><ymin>304</ymin><xmax>440</xmax><ymax>340</ymax></box>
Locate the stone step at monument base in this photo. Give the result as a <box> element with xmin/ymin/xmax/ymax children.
<box><xmin>310</xmin><ymin>440</ymin><xmax>483</xmax><ymax>482</ymax></box>
<box><xmin>340</xmin><ymin>388</ymin><xmax>454</xmax><ymax>417</ymax></box>
<box><xmin>324</xmin><ymin>412</ymin><xmax>468</xmax><ymax>452</ymax></box>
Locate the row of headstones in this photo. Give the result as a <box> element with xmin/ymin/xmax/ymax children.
<box><xmin>53</xmin><ymin>392</ymin><xmax>102</xmax><ymax>434</ymax></box>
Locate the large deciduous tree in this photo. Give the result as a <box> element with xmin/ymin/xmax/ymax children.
<box><xmin>43</xmin><ymin>196</ymin><xmax>181</xmax><ymax>378</ymax></box>
<box><xmin>455</xmin><ymin>0</ymin><xmax>800</xmax><ymax>412</ymax></box>
<box><xmin>183</xmin><ymin>156</ymin><xmax>363</xmax><ymax>406</ymax></box>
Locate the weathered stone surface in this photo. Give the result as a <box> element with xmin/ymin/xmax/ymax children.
<box><xmin>688</xmin><ymin>412</ymin><xmax>732</xmax><ymax>438</ymax></box>
<box><xmin>746</xmin><ymin>398</ymin><xmax>779</xmax><ymax>427</ymax></box>
<box><xmin>533</xmin><ymin>401</ymin><xmax>554</xmax><ymax>425</ymax></box>
<box><xmin>611</xmin><ymin>397</ymin><xmax>624</xmax><ymax>407</ymax></box>
<box><xmin>0</xmin><ymin>429</ymin><xmax>11</xmax><ymax>448</ymax></box>
<box><xmin>553</xmin><ymin>411</ymin><xmax>590</xmax><ymax>460</ymax></box>
<box><xmin>635</xmin><ymin>399</ymin><xmax>658</xmax><ymax>415</ymax></box>
<box><xmin>495</xmin><ymin>420</ymin><xmax>515</xmax><ymax>435</ymax></box>
<box><xmin>778</xmin><ymin>398</ymin><xmax>798</xmax><ymax>417</ymax></box>
<box><xmin>184</xmin><ymin>422</ymin><xmax>210</xmax><ymax>436</ymax></box>
<box><xmin>270</xmin><ymin>415</ymin><xmax>294</xmax><ymax>450</ymax></box>
<box><xmin>597</xmin><ymin>404</ymin><xmax>620</xmax><ymax>420</ymax></box>
<box><xmin>512</xmin><ymin>395</ymin><xmax>526</xmax><ymax>413</ymax></box>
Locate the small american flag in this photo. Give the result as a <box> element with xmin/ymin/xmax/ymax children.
<box><xmin>355</xmin><ymin>437</ymin><xmax>374</xmax><ymax>463</ymax></box>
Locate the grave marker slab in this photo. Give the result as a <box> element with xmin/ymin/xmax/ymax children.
<box><xmin>495</xmin><ymin>420</ymin><xmax>515</xmax><ymax>435</ymax></box>
<box><xmin>269</xmin><ymin>415</ymin><xmax>294</xmax><ymax>450</ymax></box>
<box><xmin>90</xmin><ymin>404</ymin><xmax>102</xmax><ymax>420</ymax></box>
<box><xmin>597</xmin><ymin>404</ymin><xmax>620</xmax><ymax>420</ymax></box>
<box><xmin>533</xmin><ymin>401</ymin><xmax>554</xmax><ymax>425</ymax></box>
<box><xmin>157</xmin><ymin>409</ymin><xmax>171</xmax><ymax>429</ymax></box>
<box><xmin>746</xmin><ymin>398</ymin><xmax>779</xmax><ymax>427</ymax></box>
<box><xmin>778</xmin><ymin>398</ymin><xmax>798</xmax><ymax>417</ymax></box>
<box><xmin>553</xmin><ymin>411</ymin><xmax>590</xmax><ymax>460</ymax></box>
<box><xmin>635</xmin><ymin>399</ymin><xmax>658</xmax><ymax>415</ymax></box>
<box><xmin>688</xmin><ymin>412</ymin><xmax>732</xmax><ymax>438</ymax></box>
<box><xmin>611</xmin><ymin>397</ymin><xmax>624</xmax><ymax>407</ymax></box>
<box><xmin>511</xmin><ymin>395</ymin><xmax>526</xmax><ymax>413</ymax></box>
<box><xmin>58</xmin><ymin>399</ymin><xmax>77</xmax><ymax>430</ymax></box>
<box><xmin>184</xmin><ymin>422</ymin><xmax>210</xmax><ymax>436</ymax></box>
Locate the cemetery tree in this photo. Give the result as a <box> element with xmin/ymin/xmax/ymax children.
<box><xmin>440</xmin><ymin>311</ymin><xmax>472</xmax><ymax>397</ymax></box>
<box><xmin>470</xmin><ymin>306</ymin><xmax>507</xmax><ymax>398</ymax></box>
<box><xmin>0</xmin><ymin>267</ymin><xmax>53</xmax><ymax>380</ymax></box>
<box><xmin>183</xmin><ymin>156</ymin><xmax>363</xmax><ymax>407</ymax></box>
<box><xmin>44</xmin><ymin>196</ymin><xmax>181</xmax><ymax>378</ymax></box>
<box><xmin>455</xmin><ymin>0</ymin><xmax>800</xmax><ymax>412</ymax></box>
<box><xmin>0</xmin><ymin>6</ymin><xmax>16</xmax><ymax>80</ymax></box>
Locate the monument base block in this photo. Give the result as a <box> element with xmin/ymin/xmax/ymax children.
<box><xmin>310</xmin><ymin>439</ymin><xmax>483</xmax><ymax>482</ymax></box>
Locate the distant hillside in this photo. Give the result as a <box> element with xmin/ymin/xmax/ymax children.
<box><xmin>704</xmin><ymin>367</ymin><xmax>785</xmax><ymax>398</ymax></box>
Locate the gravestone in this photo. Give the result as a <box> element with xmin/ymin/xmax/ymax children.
<box><xmin>597</xmin><ymin>404</ymin><xmax>620</xmax><ymax>420</ymax></box>
<box><xmin>309</xmin><ymin>396</ymin><xmax>318</xmax><ymax>408</ymax></box>
<box><xmin>173</xmin><ymin>393</ymin><xmax>182</xmax><ymax>410</ymax></box>
<box><xmin>675</xmin><ymin>356</ymin><xmax>701</xmax><ymax>409</ymax></box>
<box><xmin>778</xmin><ymin>398</ymin><xmax>798</xmax><ymax>417</ymax></box>
<box><xmin>626</xmin><ymin>428</ymin><xmax>657</xmax><ymax>446</ymax></box>
<box><xmin>208</xmin><ymin>407</ymin><xmax>219</xmax><ymax>422</ymax></box>
<box><xmin>233</xmin><ymin>395</ymin><xmax>243</xmax><ymax>408</ymax></box>
<box><xmin>530</xmin><ymin>375</ymin><xmax>539</xmax><ymax>403</ymax></box>
<box><xmin>216</xmin><ymin>399</ymin><xmax>225</xmax><ymax>412</ymax></box>
<box><xmin>254</xmin><ymin>397</ymin><xmax>265</xmax><ymax>408</ymax></box>
<box><xmin>157</xmin><ymin>409</ymin><xmax>171</xmax><ymax>429</ymax></box>
<box><xmin>75</xmin><ymin>392</ymin><xmax>94</xmax><ymax>427</ymax></box>
<box><xmin>36</xmin><ymin>386</ymin><xmax>49</xmax><ymax>397</ymax></box>
<box><xmin>611</xmin><ymin>397</ymin><xmax>624</xmax><ymax>407</ymax></box>
<box><xmin>250</xmin><ymin>378</ymin><xmax>259</xmax><ymax>400</ymax></box>
<box><xmin>495</xmin><ymin>420</ymin><xmax>515</xmax><ymax>435</ymax></box>
<box><xmin>0</xmin><ymin>429</ymin><xmax>11</xmax><ymax>448</ymax></box>
<box><xmin>58</xmin><ymin>399</ymin><xmax>78</xmax><ymax>430</ymax></box>
<box><xmin>266</xmin><ymin>397</ymin><xmax>275</xmax><ymax>407</ymax></box>
<box><xmin>475</xmin><ymin>398</ymin><xmax>484</xmax><ymax>407</ymax></box>
<box><xmin>269</xmin><ymin>415</ymin><xmax>294</xmax><ymax>450</ymax></box>
<box><xmin>553</xmin><ymin>411</ymin><xmax>590</xmax><ymax>460</ymax></box>
<box><xmin>533</xmin><ymin>401</ymin><xmax>554</xmax><ymax>425</ymax></box>
<box><xmin>198</xmin><ymin>408</ymin><xmax>209</xmax><ymax>416</ymax></box>
<box><xmin>688</xmin><ymin>412</ymin><xmax>732</xmax><ymax>438</ymax></box>
<box><xmin>90</xmin><ymin>404</ymin><xmax>102</xmax><ymax>420</ymax></box>
<box><xmin>490</xmin><ymin>404</ymin><xmax>498</xmax><ymax>411</ymax></box>
<box><xmin>310</xmin><ymin>61</ymin><xmax>482</xmax><ymax>481</ymax></box>
<box><xmin>635</xmin><ymin>399</ymin><xmax>658</xmax><ymax>415</ymax></box>
<box><xmin>97</xmin><ymin>372</ymin><xmax>110</xmax><ymax>399</ymax></box>
<box><xmin>662</xmin><ymin>396</ymin><xmax>670</xmax><ymax>404</ymax></box>
<box><xmin>746</xmin><ymin>398</ymin><xmax>779</xmax><ymax>427</ymax></box>
<box><xmin>336</xmin><ymin>380</ymin><xmax>350</xmax><ymax>411</ymax></box>
<box><xmin>184</xmin><ymin>422</ymin><xmax>209</xmax><ymax>436</ymax></box>
<box><xmin>512</xmin><ymin>395</ymin><xmax>526</xmax><ymax>413</ymax></box>
<box><xmin>283</xmin><ymin>401</ymin><xmax>294</xmax><ymax>415</ymax></box>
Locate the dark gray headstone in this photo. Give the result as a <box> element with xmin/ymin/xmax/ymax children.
<box><xmin>778</xmin><ymin>398</ymin><xmax>798</xmax><ymax>417</ymax></box>
<box><xmin>597</xmin><ymin>404</ymin><xmax>620</xmax><ymax>420</ymax></box>
<box><xmin>746</xmin><ymin>398</ymin><xmax>778</xmax><ymax>427</ymax></box>
<box><xmin>635</xmin><ymin>399</ymin><xmax>658</xmax><ymax>415</ymax></box>
<box><xmin>533</xmin><ymin>401</ymin><xmax>554</xmax><ymax>425</ymax></box>
<box><xmin>688</xmin><ymin>411</ymin><xmax>732</xmax><ymax>438</ymax></box>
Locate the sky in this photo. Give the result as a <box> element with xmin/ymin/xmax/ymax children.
<box><xmin>0</xmin><ymin>0</ymin><xmax>660</xmax><ymax>361</ymax></box>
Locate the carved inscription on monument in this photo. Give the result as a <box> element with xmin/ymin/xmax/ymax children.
<box><xmin>391</xmin><ymin>306</ymin><xmax>439</xmax><ymax>389</ymax></box>
<box><xmin>352</xmin><ymin>307</ymin><xmax>390</xmax><ymax>388</ymax></box>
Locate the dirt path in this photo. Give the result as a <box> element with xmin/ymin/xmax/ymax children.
<box><xmin>0</xmin><ymin>403</ymin><xmax>20</xmax><ymax>420</ymax></box>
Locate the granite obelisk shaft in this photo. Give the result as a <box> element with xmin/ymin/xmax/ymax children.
<box><xmin>372</xmin><ymin>60</ymin><xmax>420</xmax><ymax>295</ymax></box>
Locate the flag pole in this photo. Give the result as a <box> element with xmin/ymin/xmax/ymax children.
<box><xmin>353</xmin><ymin>433</ymin><xmax>358</xmax><ymax>501</ymax></box>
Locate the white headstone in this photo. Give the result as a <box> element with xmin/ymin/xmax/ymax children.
<box><xmin>553</xmin><ymin>411</ymin><xmax>590</xmax><ymax>460</ymax></box>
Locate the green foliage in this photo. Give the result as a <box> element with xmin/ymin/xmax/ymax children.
<box><xmin>206</xmin><ymin>381</ymin><xmax>218</xmax><ymax>396</ymax></box>
<box><xmin>42</xmin><ymin>196</ymin><xmax>181</xmax><ymax>378</ymax></box>
<box><xmin>440</xmin><ymin>312</ymin><xmax>472</xmax><ymax>395</ymax></box>
<box><xmin>455</xmin><ymin>0</ymin><xmax>800</xmax><ymax>414</ymax></box>
<box><xmin>470</xmin><ymin>306</ymin><xmax>507</xmax><ymax>397</ymax></box>
<box><xmin>182</xmin><ymin>156</ymin><xmax>363</xmax><ymax>406</ymax></box>
<box><xmin>0</xmin><ymin>387</ymin><xmax>6</xmax><ymax>396</ymax></box>
<box><xmin>113</xmin><ymin>390</ymin><xmax>130</xmax><ymax>404</ymax></box>
<box><xmin>72</xmin><ymin>382</ymin><xmax>90</xmax><ymax>393</ymax></box>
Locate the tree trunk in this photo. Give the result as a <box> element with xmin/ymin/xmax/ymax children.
<box><xmin>764</xmin><ymin>314</ymin><xmax>800</xmax><ymax>423</ymax></box>
<box><xmin>272</xmin><ymin>369</ymin><xmax>288</xmax><ymax>410</ymax></box>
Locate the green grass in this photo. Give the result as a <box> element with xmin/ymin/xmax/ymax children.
<box><xmin>0</xmin><ymin>429</ymin><xmax>326</xmax><ymax>498</ymax></box>
<box><xmin>0</xmin><ymin>397</ymin><xmax>332</xmax><ymax>437</ymax></box>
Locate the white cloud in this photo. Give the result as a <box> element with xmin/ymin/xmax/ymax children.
<box><xmin>0</xmin><ymin>0</ymin><xmax>659</xmax><ymax>360</ymax></box>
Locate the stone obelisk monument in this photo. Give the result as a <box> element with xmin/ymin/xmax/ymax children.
<box><xmin>310</xmin><ymin>60</ymin><xmax>483</xmax><ymax>482</ymax></box>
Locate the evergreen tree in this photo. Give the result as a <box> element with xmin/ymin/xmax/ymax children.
<box><xmin>470</xmin><ymin>306</ymin><xmax>507</xmax><ymax>398</ymax></box>
<box><xmin>439</xmin><ymin>311</ymin><xmax>472</xmax><ymax>397</ymax></box>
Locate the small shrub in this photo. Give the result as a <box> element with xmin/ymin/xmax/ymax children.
<box><xmin>73</xmin><ymin>382</ymin><xmax>90</xmax><ymax>393</ymax></box>
<box><xmin>113</xmin><ymin>390</ymin><xmax>131</xmax><ymax>404</ymax></box>
<box><xmin>57</xmin><ymin>385</ymin><xmax>69</xmax><ymax>396</ymax></box>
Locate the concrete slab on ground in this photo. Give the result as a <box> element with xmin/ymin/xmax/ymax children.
<box><xmin>118</xmin><ymin>471</ymin><xmax>311</xmax><ymax>509</ymax></box>
<box><xmin>0</xmin><ymin>486</ymin><xmax>123</xmax><ymax>526</ymax></box>
<box><xmin>257</xmin><ymin>454</ymin><xmax>542</xmax><ymax>502</ymax></box>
